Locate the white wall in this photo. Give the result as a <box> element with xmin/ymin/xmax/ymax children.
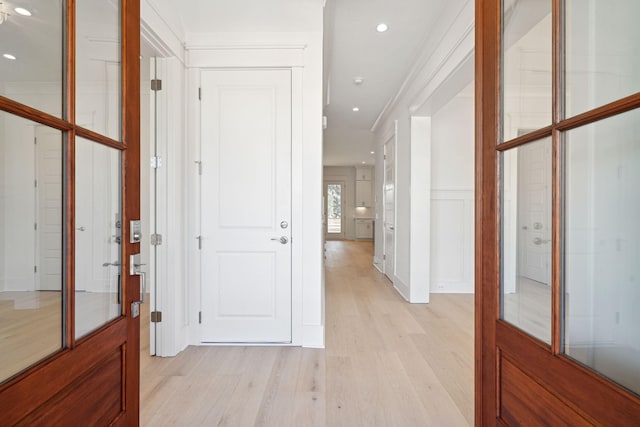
<box><xmin>373</xmin><ymin>0</ymin><xmax>474</xmax><ymax>300</ymax></box>
<box><xmin>430</xmin><ymin>84</ymin><xmax>475</xmax><ymax>294</ymax></box>
<box><xmin>184</xmin><ymin>1</ymin><xmax>325</xmax><ymax>347</ymax></box>
<box><xmin>1</xmin><ymin>113</ymin><xmax>36</xmax><ymax>292</ymax></box>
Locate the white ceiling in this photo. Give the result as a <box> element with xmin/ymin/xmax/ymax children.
<box><xmin>179</xmin><ymin>0</ymin><xmax>462</xmax><ymax>167</ymax></box>
<box><xmin>322</xmin><ymin>0</ymin><xmax>456</xmax><ymax>166</ymax></box>
<box><xmin>2</xmin><ymin>0</ymin><xmax>465</xmax><ymax>168</ymax></box>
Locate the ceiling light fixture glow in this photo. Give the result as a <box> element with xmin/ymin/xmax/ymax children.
<box><xmin>376</xmin><ymin>23</ymin><xmax>388</xmax><ymax>33</ymax></box>
<box><xmin>370</xmin><ymin>151</ymin><xmax>375</xmax><ymax>154</ymax></box>
<box><xmin>352</xmin><ymin>107</ymin><xmax>360</xmax><ymax>112</ymax></box>
<box><xmin>3</xmin><ymin>53</ymin><xmax>16</xmax><ymax>60</ymax></box>
<box><xmin>14</xmin><ymin>7</ymin><xmax>31</xmax><ymax>16</ymax></box>
<box><xmin>361</xmin><ymin>161</ymin><xmax>367</xmax><ymax>164</ymax></box>
<box><xmin>353</xmin><ymin>76</ymin><xmax>364</xmax><ymax>85</ymax></box>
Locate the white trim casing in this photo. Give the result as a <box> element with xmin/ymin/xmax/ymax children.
<box><xmin>186</xmin><ymin>31</ymin><xmax>324</xmax><ymax>348</ymax></box>
<box><xmin>409</xmin><ymin>117</ymin><xmax>431</xmax><ymax>303</ymax></box>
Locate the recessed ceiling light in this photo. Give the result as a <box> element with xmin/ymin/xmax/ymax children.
<box><xmin>353</xmin><ymin>77</ymin><xmax>364</xmax><ymax>85</ymax></box>
<box><xmin>14</xmin><ymin>7</ymin><xmax>32</xmax><ymax>16</ymax></box>
<box><xmin>362</xmin><ymin>161</ymin><xmax>367</xmax><ymax>164</ymax></box>
<box><xmin>376</xmin><ymin>23</ymin><xmax>388</xmax><ymax>33</ymax></box>
<box><xmin>3</xmin><ymin>53</ymin><xmax>16</xmax><ymax>60</ymax></box>
<box><xmin>370</xmin><ymin>151</ymin><xmax>375</xmax><ymax>154</ymax></box>
<box><xmin>353</xmin><ymin>107</ymin><xmax>360</xmax><ymax>112</ymax></box>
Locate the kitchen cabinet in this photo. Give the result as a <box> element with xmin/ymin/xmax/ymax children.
<box><xmin>355</xmin><ymin>180</ymin><xmax>372</xmax><ymax>207</ymax></box>
<box><xmin>355</xmin><ymin>219</ymin><xmax>374</xmax><ymax>239</ymax></box>
<box><xmin>355</xmin><ymin>166</ymin><xmax>372</xmax><ymax>181</ymax></box>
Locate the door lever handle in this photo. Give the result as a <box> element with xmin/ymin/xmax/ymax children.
<box><xmin>271</xmin><ymin>236</ymin><xmax>289</xmax><ymax>244</ymax></box>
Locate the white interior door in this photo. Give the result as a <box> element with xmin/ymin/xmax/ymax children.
<box><xmin>201</xmin><ymin>69</ymin><xmax>292</xmax><ymax>343</ymax></box>
<box><xmin>384</xmin><ymin>134</ymin><xmax>396</xmax><ymax>281</ymax></box>
<box><xmin>517</xmin><ymin>141</ymin><xmax>552</xmax><ymax>285</ymax></box>
<box><xmin>35</xmin><ymin>127</ymin><xmax>63</xmax><ymax>291</ymax></box>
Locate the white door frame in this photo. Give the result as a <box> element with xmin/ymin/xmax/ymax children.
<box><xmin>140</xmin><ymin>17</ymin><xmax>188</xmax><ymax>357</ymax></box>
<box><xmin>383</xmin><ymin>122</ymin><xmax>397</xmax><ymax>281</ymax></box>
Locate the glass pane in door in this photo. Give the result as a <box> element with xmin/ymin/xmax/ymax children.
<box><xmin>501</xmin><ymin>137</ymin><xmax>553</xmax><ymax>344</ymax></box>
<box><xmin>76</xmin><ymin>0</ymin><xmax>122</xmax><ymax>140</ymax></box>
<box><xmin>0</xmin><ymin>0</ymin><xmax>63</xmax><ymax>117</ymax></box>
<box><xmin>564</xmin><ymin>108</ymin><xmax>640</xmax><ymax>396</ymax></box>
<box><xmin>327</xmin><ymin>184</ymin><xmax>342</xmax><ymax>234</ymax></box>
<box><xmin>502</xmin><ymin>0</ymin><xmax>552</xmax><ymax>142</ymax></box>
<box><xmin>75</xmin><ymin>137</ymin><xmax>121</xmax><ymax>339</ymax></box>
<box><xmin>565</xmin><ymin>0</ymin><xmax>640</xmax><ymax>117</ymax></box>
<box><xmin>0</xmin><ymin>112</ymin><xmax>63</xmax><ymax>382</ymax></box>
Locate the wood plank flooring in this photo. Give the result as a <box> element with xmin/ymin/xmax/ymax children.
<box><xmin>140</xmin><ymin>241</ymin><xmax>474</xmax><ymax>426</ymax></box>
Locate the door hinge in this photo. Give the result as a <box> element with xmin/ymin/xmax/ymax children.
<box><xmin>150</xmin><ymin>233</ymin><xmax>163</xmax><ymax>246</ymax></box>
<box><xmin>151</xmin><ymin>79</ymin><xmax>162</xmax><ymax>91</ymax></box>
<box><xmin>196</xmin><ymin>235</ymin><xmax>202</xmax><ymax>250</ymax></box>
<box><xmin>150</xmin><ymin>311</ymin><xmax>163</xmax><ymax>323</ymax></box>
<box><xmin>151</xmin><ymin>156</ymin><xmax>163</xmax><ymax>169</ymax></box>
<box><xmin>34</xmin><ymin>265</ymin><xmax>37</xmax><ymax>273</ymax></box>
<box><xmin>198</xmin><ymin>87</ymin><xmax>202</xmax><ymax>100</ymax></box>
<box><xmin>383</xmin><ymin>255</ymin><xmax>386</xmax><ymax>260</ymax></box>
<box><xmin>195</xmin><ymin>160</ymin><xmax>202</xmax><ymax>175</ymax></box>
<box><xmin>34</xmin><ymin>180</ymin><xmax>38</xmax><ymax>188</ymax></box>
<box><xmin>34</xmin><ymin>223</ymin><xmax>37</xmax><ymax>231</ymax></box>
<box><xmin>198</xmin><ymin>311</ymin><xmax>202</xmax><ymax>324</ymax></box>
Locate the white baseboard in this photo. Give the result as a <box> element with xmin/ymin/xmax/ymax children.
<box><xmin>393</xmin><ymin>276</ymin><xmax>410</xmax><ymax>302</ymax></box>
<box><xmin>373</xmin><ymin>257</ymin><xmax>384</xmax><ymax>273</ymax></box>
<box><xmin>302</xmin><ymin>324</ymin><xmax>325</xmax><ymax>348</ymax></box>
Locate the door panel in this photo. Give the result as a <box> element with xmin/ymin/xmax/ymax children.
<box><xmin>0</xmin><ymin>0</ymin><xmax>140</xmax><ymax>423</ymax></box>
<box><xmin>476</xmin><ymin>0</ymin><xmax>640</xmax><ymax>424</ymax></box>
<box><xmin>201</xmin><ymin>69</ymin><xmax>292</xmax><ymax>343</ymax></box>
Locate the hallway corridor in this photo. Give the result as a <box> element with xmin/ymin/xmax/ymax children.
<box><xmin>140</xmin><ymin>241</ymin><xmax>473</xmax><ymax>426</ymax></box>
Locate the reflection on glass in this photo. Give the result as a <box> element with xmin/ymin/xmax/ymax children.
<box><xmin>75</xmin><ymin>137</ymin><xmax>121</xmax><ymax>339</ymax></box>
<box><xmin>0</xmin><ymin>112</ymin><xmax>63</xmax><ymax>383</ymax></box>
<box><xmin>502</xmin><ymin>0</ymin><xmax>552</xmax><ymax>141</ymax></box>
<box><xmin>566</xmin><ymin>0</ymin><xmax>640</xmax><ymax>117</ymax></box>
<box><xmin>564</xmin><ymin>108</ymin><xmax>640</xmax><ymax>396</ymax></box>
<box><xmin>76</xmin><ymin>0</ymin><xmax>121</xmax><ymax>140</ymax></box>
<box><xmin>501</xmin><ymin>137</ymin><xmax>552</xmax><ymax>344</ymax></box>
<box><xmin>0</xmin><ymin>1</ymin><xmax>63</xmax><ymax>117</ymax></box>
<box><xmin>327</xmin><ymin>184</ymin><xmax>342</xmax><ymax>234</ymax></box>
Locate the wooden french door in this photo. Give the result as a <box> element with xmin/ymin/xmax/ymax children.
<box><xmin>0</xmin><ymin>0</ymin><xmax>140</xmax><ymax>424</ymax></box>
<box><xmin>476</xmin><ymin>0</ymin><xmax>640</xmax><ymax>425</ymax></box>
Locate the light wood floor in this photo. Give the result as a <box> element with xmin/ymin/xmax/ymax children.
<box><xmin>140</xmin><ymin>241</ymin><xmax>474</xmax><ymax>426</ymax></box>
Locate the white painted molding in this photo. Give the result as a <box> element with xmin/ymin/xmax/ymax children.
<box><xmin>409</xmin><ymin>117</ymin><xmax>431</xmax><ymax>304</ymax></box>
<box><xmin>302</xmin><ymin>325</ymin><xmax>325</xmax><ymax>348</ymax></box>
<box><xmin>141</xmin><ymin>0</ymin><xmax>186</xmax><ymax>63</ymax></box>
<box><xmin>371</xmin><ymin>0</ymin><xmax>474</xmax><ymax>132</ymax></box>
<box><xmin>187</xmin><ymin>48</ymin><xmax>305</xmax><ymax>69</ymax></box>
<box><xmin>393</xmin><ymin>276</ymin><xmax>410</xmax><ymax>302</ymax></box>
<box><xmin>408</xmin><ymin>29</ymin><xmax>474</xmax><ymax>114</ymax></box>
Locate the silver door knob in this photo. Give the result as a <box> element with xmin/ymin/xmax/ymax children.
<box><xmin>533</xmin><ymin>237</ymin><xmax>551</xmax><ymax>245</ymax></box>
<box><xmin>271</xmin><ymin>236</ymin><xmax>288</xmax><ymax>244</ymax></box>
<box><xmin>280</xmin><ymin>221</ymin><xmax>289</xmax><ymax>229</ymax></box>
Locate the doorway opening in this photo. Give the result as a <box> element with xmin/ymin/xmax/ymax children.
<box><xmin>325</xmin><ymin>181</ymin><xmax>345</xmax><ymax>239</ymax></box>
